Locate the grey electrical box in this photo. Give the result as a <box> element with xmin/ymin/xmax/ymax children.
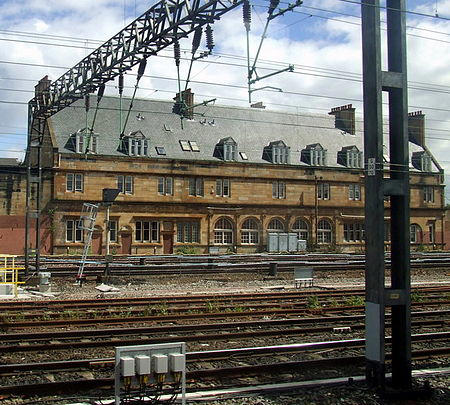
<box><xmin>267</xmin><ymin>232</ymin><xmax>278</xmax><ymax>252</ymax></box>
<box><xmin>298</xmin><ymin>239</ymin><xmax>307</xmax><ymax>251</ymax></box>
<box><xmin>288</xmin><ymin>233</ymin><xmax>298</xmax><ymax>252</ymax></box>
<box><xmin>115</xmin><ymin>342</ymin><xmax>186</xmax><ymax>404</ymax></box>
<box><xmin>267</xmin><ymin>232</ymin><xmax>300</xmax><ymax>252</ymax></box>
<box><xmin>278</xmin><ymin>233</ymin><xmax>288</xmax><ymax>251</ymax></box>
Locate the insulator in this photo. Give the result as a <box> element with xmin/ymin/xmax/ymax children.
<box><xmin>268</xmin><ymin>0</ymin><xmax>280</xmax><ymax>15</ymax></box>
<box><xmin>191</xmin><ymin>27</ymin><xmax>202</xmax><ymax>54</ymax></box>
<box><xmin>243</xmin><ymin>1</ymin><xmax>251</xmax><ymax>25</ymax></box>
<box><xmin>118</xmin><ymin>74</ymin><xmax>124</xmax><ymax>96</ymax></box>
<box><xmin>137</xmin><ymin>59</ymin><xmax>147</xmax><ymax>81</ymax></box>
<box><xmin>205</xmin><ymin>25</ymin><xmax>214</xmax><ymax>52</ymax></box>
<box><xmin>97</xmin><ymin>84</ymin><xmax>105</xmax><ymax>103</ymax></box>
<box><xmin>174</xmin><ymin>41</ymin><xmax>181</xmax><ymax>66</ymax></box>
<box><xmin>84</xmin><ymin>94</ymin><xmax>90</xmax><ymax>112</ymax></box>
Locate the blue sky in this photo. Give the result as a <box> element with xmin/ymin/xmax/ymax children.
<box><xmin>0</xmin><ymin>0</ymin><xmax>449</xmax><ymax>200</ymax></box>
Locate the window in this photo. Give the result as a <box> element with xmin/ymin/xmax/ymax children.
<box><xmin>268</xmin><ymin>218</ymin><xmax>284</xmax><ymax>232</ymax></box>
<box><xmin>158</xmin><ymin>177</ymin><xmax>173</xmax><ymax>196</ymax></box>
<box><xmin>410</xmin><ymin>224</ymin><xmax>422</xmax><ymax>244</ymax></box>
<box><xmin>301</xmin><ymin>144</ymin><xmax>327</xmax><ymax>166</ymax></box>
<box><xmin>224</xmin><ymin>143</ymin><xmax>236</xmax><ymax>161</ymax></box>
<box><xmin>317</xmin><ymin>183</ymin><xmax>330</xmax><ymax>200</ymax></box>
<box><xmin>189</xmin><ymin>178</ymin><xmax>204</xmax><ymax>196</ymax></box>
<box><xmin>88</xmin><ymin>135</ymin><xmax>98</xmax><ymax>154</ymax></box>
<box><xmin>109</xmin><ymin>220</ymin><xmax>117</xmax><ymax>242</ymax></box>
<box><xmin>177</xmin><ymin>222</ymin><xmax>200</xmax><ymax>243</ymax></box>
<box><xmin>412</xmin><ymin>151</ymin><xmax>432</xmax><ymax>172</ymax></box>
<box><xmin>272</xmin><ymin>181</ymin><xmax>286</xmax><ymax>199</ymax></box>
<box><xmin>135</xmin><ymin>221</ymin><xmax>159</xmax><ymax>242</ymax></box>
<box><xmin>343</xmin><ymin>223</ymin><xmax>364</xmax><ymax>242</ymax></box>
<box><xmin>122</xmin><ymin>131</ymin><xmax>148</xmax><ymax>156</ymax></box>
<box><xmin>214</xmin><ymin>137</ymin><xmax>237</xmax><ymax>161</ymax></box>
<box><xmin>66</xmin><ymin>219</ymin><xmax>83</xmax><ymax>242</ymax></box>
<box><xmin>292</xmin><ymin>218</ymin><xmax>309</xmax><ymax>241</ymax></box>
<box><xmin>349</xmin><ymin>184</ymin><xmax>361</xmax><ymax>201</ymax></box>
<box><xmin>189</xmin><ymin>141</ymin><xmax>200</xmax><ymax>152</ymax></box>
<box><xmin>240</xmin><ymin>152</ymin><xmax>248</xmax><ymax>160</ymax></box>
<box><xmin>66</xmin><ymin>173</ymin><xmax>84</xmax><ymax>192</ymax></box>
<box><xmin>214</xmin><ymin>217</ymin><xmax>233</xmax><ymax>244</ymax></box>
<box><xmin>263</xmin><ymin>141</ymin><xmax>290</xmax><ymax>164</ymax></box>
<box><xmin>179</xmin><ymin>140</ymin><xmax>191</xmax><ymax>151</ymax></box>
<box><xmin>76</xmin><ymin>133</ymin><xmax>84</xmax><ymax>153</ymax></box>
<box><xmin>216</xmin><ymin>179</ymin><xmax>231</xmax><ymax>197</ymax></box>
<box><xmin>338</xmin><ymin>146</ymin><xmax>362</xmax><ymax>168</ymax></box>
<box><xmin>317</xmin><ymin>219</ymin><xmax>332</xmax><ymax>244</ymax></box>
<box><xmin>241</xmin><ymin>218</ymin><xmax>259</xmax><ymax>244</ymax></box>
<box><xmin>428</xmin><ymin>222</ymin><xmax>435</xmax><ymax>244</ymax></box>
<box><xmin>118</xmin><ymin>175</ymin><xmax>133</xmax><ymax>194</ymax></box>
<box><xmin>155</xmin><ymin>146</ymin><xmax>166</xmax><ymax>155</ymax></box>
<box><xmin>423</xmin><ymin>186</ymin><xmax>434</xmax><ymax>203</ymax></box>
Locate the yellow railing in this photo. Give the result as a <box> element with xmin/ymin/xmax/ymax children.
<box><xmin>0</xmin><ymin>255</ymin><xmax>24</xmax><ymax>298</ymax></box>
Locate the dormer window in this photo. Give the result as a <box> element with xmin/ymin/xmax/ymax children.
<box><xmin>76</xmin><ymin>133</ymin><xmax>84</xmax><ymax>153</ymax></box>
<box><xmin>121</xmin><ymin>131</ymin><xmax>148</xmax><ymax>157</ymax></box>
<box><xmin>301</xmin><ymin>143</ymin><xmax>327</xmax><ymax>166</ymax></box>
<box><xmin>338</xmin><ymin>146</ymin><xmax>362</xmax><ymax>168</ymax></box>
<box><xmin>263</xmin><ymin>141</ymin><xmax>290</xmax><ymax>164</ymax></box>
<box><xmin>214</xmin><ymin>137</ymin><xmax>237</xmax><ymax>161</ymax></box>
<box><xmin>68</xmin><ymin>129</ymin><xmax>98</xmax><ymax>154</ymax></box>
<box><xmin>412</xmin><ymin>151</ymin><xmax>432</xmax><ymax>172</ymax></box>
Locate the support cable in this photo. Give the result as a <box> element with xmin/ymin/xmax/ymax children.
<box><xmin>121</xmin><ymin>59</ymin><xmax>147</xmax><ymax>136</ymax></box>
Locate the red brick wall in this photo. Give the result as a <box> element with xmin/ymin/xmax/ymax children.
<box><xmin>0</xmin><ymin>215</ymin><xmax>52</xmax><ymax>255</ymax></box>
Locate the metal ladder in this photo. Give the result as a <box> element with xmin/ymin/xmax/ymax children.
<box><xmin>76</xmin><ymin>203</ymin><xmax>99</xmax><ymax>284</ymax></box>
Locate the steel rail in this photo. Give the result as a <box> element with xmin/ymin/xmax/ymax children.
<box><xmin>3</xmin><ymin>301</ymin><xmax>449</xmax><ymax>329</ymax></box>
<box><xmin>3</xmin><ymin>286</ymin><xmax>449</xmax><ymax>312</ymax></box>
<box><xmin>1</xmin><ymin>321</ymin><xmax>448</xmax><ymax>354</ymax></box>
<box><xmin>0</xmin><ymin>346</ymin><xmax>448</xmax><ymax>395</ymax></box>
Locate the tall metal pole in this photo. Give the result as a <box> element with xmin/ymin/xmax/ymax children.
<box><xmin>386</xmin><ymin>0</ymin><xmax>411</xmax><ymax>389</ymax></box>
<box><xmin>362</xmin><ymin>0</ymin><xmax>411</xmax><ymax>391</ymax></box>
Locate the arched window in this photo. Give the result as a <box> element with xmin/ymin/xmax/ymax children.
<box><xmin>214</xmin><ymin>218</ymin><xmax>233</xmax><ymax>245</ymax></box>
<box><xmin>410</xmin><ymin>224</ymin><xmax>422</xmax><ymax>243</ymax></box>
<box><xmin>241</xmin><ymin>218</ymin><xmax>260</xmax><ymax>244</ymax></box>
<box><xmin>292</xmin><ymin>218</ymin><xmax>309</xmax><ymax>241</ymax></box>
<box><xmin>318</xmin><ymin>219</ymin><xmax>332</xmax><ymax>244</ymax></box>
<box><xmin>268</xmin><ymin>218</ymin><xmax>284</xmax><ymax>232</ymax></box>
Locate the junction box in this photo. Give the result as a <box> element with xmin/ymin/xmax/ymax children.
<box><xmin>115</xmin><ymin>342</ymin><xmax>186</xmax><ymax>404</ymax></box>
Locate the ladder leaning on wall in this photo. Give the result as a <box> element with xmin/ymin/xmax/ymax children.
<box><xmin>76</xmin><ymin>203</ymin><xmax>99</xmax><ymax>284</ymax></box>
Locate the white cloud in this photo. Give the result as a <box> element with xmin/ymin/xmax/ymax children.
<box><xmin>0</xmin><ymin>0</ymin><xmax>448</xmax><ymax>200</ymax></box>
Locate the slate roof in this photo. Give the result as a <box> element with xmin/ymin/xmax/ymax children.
<box><xmin>49</xmin><ymin>96</ymin><xmax>438</xmax><ymax>172</ymax></box>
<box><xmin>0</xmin><ymin>158</ymin><xmax>19</xmax><ymax>166</ymax></box>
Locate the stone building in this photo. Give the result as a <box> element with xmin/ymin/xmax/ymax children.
<box><xmin>0</xmin><ymin>86</ymin><xmax>446</xmax><ymax>255</ymax></box>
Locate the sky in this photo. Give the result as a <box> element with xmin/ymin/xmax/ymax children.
<box><xmin>0</xmin><ymin>0</ymin><xmax>449</xmax><ymax>200</ymax></box>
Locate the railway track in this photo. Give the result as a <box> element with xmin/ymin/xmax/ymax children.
<box><xmin>0</xmin><ymin>338</ymin><xmax>448</xmax><ymax>397</ymax></box>
<box><xmin>16</xmin><ymin>252</ymin><xmax>450</xmax><ymax>277</ymax></box>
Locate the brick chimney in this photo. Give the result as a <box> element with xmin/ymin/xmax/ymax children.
<box><xmin>34</xmin><ymin>75</ymin><xmax>51</xmax><ymax>107</ymax></box>
<box><xmin>408</xmin><ymin>111</ymin><xmax>425</xmax><ymax>147</ymax></box>
<box><xmin>328</xmin><ymin>104</ymin><xmax>355</xmax><ymax>135</ymax></box>
<box><xmin>173</xmin><ymin>88</ymin><xmax>194</xmax><ymax>119</ymax></box>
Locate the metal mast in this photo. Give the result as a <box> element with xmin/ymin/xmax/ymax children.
<box><xmin>362</xmin><ymin>0</ymin><xmax>411</xmax><ymax>391</ymax></box>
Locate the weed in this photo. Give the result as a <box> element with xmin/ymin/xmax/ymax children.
<box><xmin>175</xmin><ymin>245</ymin><xmax>199</xmax><ymax>255</ymax></box>
<box><xmin>306</xmin><ymin>296</ymin><xmax>320</xmax><ymax>309</ymax></box>
<box><xmin>411</xmin><ymin>292</ymin><xmax>425</xmax><ymax>302</ymax></box>
<box><xmin>345</xmin><ymin>295</ymin><xmax>365</xmax><ymax>307</ymax></box>
<box><xmin>205</xmin><ymin>301</ymin><xmax>219</xmax><ymax>313</ymax></box>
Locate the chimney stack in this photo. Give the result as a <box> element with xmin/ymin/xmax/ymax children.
<box><xmin>173</xmin><ymin>88</ymin><xmax>194</xmax><ymax>119</ymax></box>
<box><xmin>34</xmin><ymin>76</ymin><xmax>51</xmax><ymax>108</ymax></box>
<box><xmin>408</xmin><ymin>111</ymin><xmax>425</xmax><ymax>147</ymax></box>
<box><xmin>328</xmin><ymin>104</ymin><xmax>355</xmax><ymax>135</ymax></box>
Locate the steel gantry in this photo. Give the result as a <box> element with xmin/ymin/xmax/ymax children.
<box><xmin>25</xmin><ymin>0</ymin><xmax>244</xmax><ymax>273</ymax></box>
